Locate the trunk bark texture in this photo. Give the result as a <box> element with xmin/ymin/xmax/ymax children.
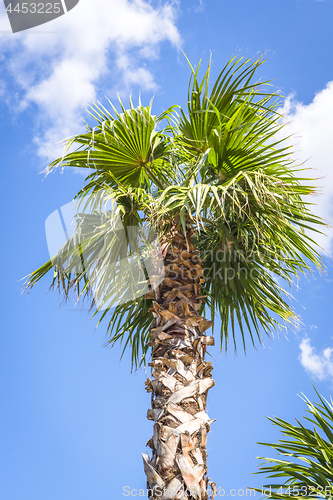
<box><xmin>143</xmin><ymin>220</ymin><xmax>215</xmax><ymax>500</ymax></box>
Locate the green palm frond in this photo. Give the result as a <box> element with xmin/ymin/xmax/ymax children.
<box><xmin>48</xmin><ymin>99</ymin><xmax>173</xmax><ymax>190</ymax></box>
<box><xmin>98</xmin><ymin>295</ymin><xmax>153</xmax><ymax>368</ymax></box>
<box><xmin>154</xmin><ymin>163</ymin><xmax>323</xmax><ymax>352</ymax></box>
<box><xmin>25</xmin><ymin>55</ymin><xmax>326</xmax><ymax>366</ymax></box>
<box><xmin>174</xmin><ymin>54</ymin><xmax>276</xmax><ymax>156</ymax></box>
<box><xmin>26</xmin><ymin>185</ymin><xmax>156</xmax><ymax>304</ymax></box>
<box><xmin>254</xmin><ymin>388</ymin><xmax>333</xmax><ymax>499</ymax></box>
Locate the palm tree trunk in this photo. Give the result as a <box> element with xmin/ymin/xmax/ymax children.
<box><xmin>143</xmin><ymin>218</ymin><xmax>215</xmax><ymax>499</ymax></box>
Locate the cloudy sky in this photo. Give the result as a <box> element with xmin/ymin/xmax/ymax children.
<box><xmin>1</xmin><ymin>0</ymin><xmax>333</xmax><ymax>498</ymax></box>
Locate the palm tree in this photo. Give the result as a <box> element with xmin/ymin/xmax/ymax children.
<box><xmin>255</xmin><ymin>388</ymin><xmax>333</xmax><ymax>499</ymax></box>
<box><xmin>26</xmin><ymin>55</ymin><xmax>325</xmax><ymax>500</ymax></box>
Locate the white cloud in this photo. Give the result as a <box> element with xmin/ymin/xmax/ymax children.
<box><xmin>0</xmin><ymin>0</ymin><xmax>181</xmax><ymax>160</ymax></box>
<box><xmin>279</xmin><ymin>84</ymin><xmax>333</xmax><ymax>255</ymax></box>
<box><xmin>299</xmin><ymin>337</ymin><xmax>333</xmax><ymax>380</ymax></box>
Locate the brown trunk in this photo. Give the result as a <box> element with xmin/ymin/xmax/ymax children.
<box><xmin>143</xmin><ymin>219</ymin><xmax>215</xmax><ymax>499</ymax></box>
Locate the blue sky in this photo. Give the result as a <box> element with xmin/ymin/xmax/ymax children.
<box><xmin>1</xmin><ymin>0</ymin><xmax>333</xmax><ymax>498</ymax></box>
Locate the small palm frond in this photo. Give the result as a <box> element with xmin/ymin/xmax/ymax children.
<box><xmin>48</xmin><ymin>99</ymin><xmax>173</xmax><ymax>190</ymax></box>
<box><xmin>98</xmin><ymin>295</ymin><xmax>153</xmax><ymax>368</ymax></box>
<box><xmin>254</xmin><ymin>387</ymin><xmax>333</xmax><ymax>499</ymax></box>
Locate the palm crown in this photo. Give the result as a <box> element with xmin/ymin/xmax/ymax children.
<box><xmin>26</xmin><ymin>55</ymin><xmax>325</xmax><ymax>366</ymax></box>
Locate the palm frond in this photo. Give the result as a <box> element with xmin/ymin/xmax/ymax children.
<box><xmin>254</xmin><ymin>388</ymin><xmax>333</xmax><ymax>499</ymax></box>
<box><xmin>155</xmin><ymin>165</ymin><xmax>324</xmax><ymax>351</ymax></box>
<box><xmin>47</xmin><ymin>99</ymin><xmax>173</xmax><ymax>190</ymax></box>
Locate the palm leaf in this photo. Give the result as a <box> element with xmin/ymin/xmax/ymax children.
<box><xmin>254</xmin><ymin>387</ymin><xmax>333</xmax><ymax>499</ymax></box>
<box><xmin>48</xmin><ymin>100</ymin><xmax>172</xmax><ymax>190</ymax></box>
